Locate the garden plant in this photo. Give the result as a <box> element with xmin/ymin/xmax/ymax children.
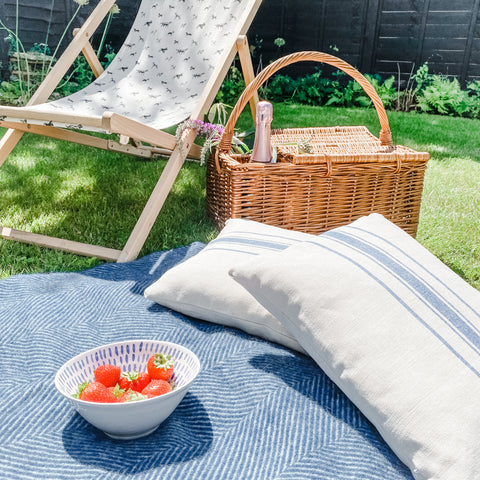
<box><xmin>0</xmin><ymin>0</ymin><xmax>119</xmax><ymax>105</ymax></box>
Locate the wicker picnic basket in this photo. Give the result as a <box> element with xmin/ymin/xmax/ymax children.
<box><xmin>206</xmin><ymin>51</ymin><xmax>430</xmax><ymax>236</ymax></box>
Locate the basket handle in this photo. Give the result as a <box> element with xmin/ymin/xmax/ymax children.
<box><xmin>217</xmin><ymin>51</ymin><xmax>393</xmax><ymax>153</ymax></box>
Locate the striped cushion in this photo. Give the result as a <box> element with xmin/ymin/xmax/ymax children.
<box><xmin>230</xmin><ymin>213</ymin><xmax>480</xmax><ymax>480</ymax></box>
<box><xmin>145</xmin><ymin>218</ymin><xmax>317</xmax><ymax>352</ymax></box>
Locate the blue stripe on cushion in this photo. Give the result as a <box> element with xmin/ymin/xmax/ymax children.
<box><xmin>322</xmin><ymin>229</ymin><xmax>480</xmax><ymax>353</ymax></box>
<box><xmin>348</xmin><ymin>224</ymin><xmax>480</xmax><ymax>322</ymax></box>
<box><xmin>208</xmin><ymin>231</ymin><xmax>310</xmax><ymax>254</ymax></box>
<box><xmin>311</xmin><ymin>233</ymin><xmax>480</xmax><ymax>379</ymax></box>
<box><xmin>327</xmin><ymin>230</ymin><xmax>480</xmax><ymax>353</ymax></box>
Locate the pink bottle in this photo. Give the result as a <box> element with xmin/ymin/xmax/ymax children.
<box><xmin>250</xmin><ymin>101</ymin><xmax>273</xmax><ymax>163</ymax></box>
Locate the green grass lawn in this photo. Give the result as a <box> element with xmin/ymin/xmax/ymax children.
<box><xmin>1</xmin><ymin>104</ymin><xmax>479</xmax><ymax>290</ymax></box>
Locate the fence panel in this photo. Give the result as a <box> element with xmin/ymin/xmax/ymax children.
<box><xmin>1</xmin><ymin>0</ymin><xmax>480</xmax><ymax>83</ymax></box>
<box><xmin>1</xmin><ymin>0</ymin><xmax>140</xmax><ymax>63</ymax></box>
<box><xmin>248</xmin><ymin>0</ymin><xmax>480</xmax><ymax>84</ymax></box>
<box><xmin>371</xmin><ymin>0</ymin><xmax>480</xmax><ymax>82</ymax></box>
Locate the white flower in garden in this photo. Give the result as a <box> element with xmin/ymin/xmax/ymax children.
<box><xmin>73</xmin><ymin>0</ymin><xmax>89</xmax><ymax>6</ymax></box>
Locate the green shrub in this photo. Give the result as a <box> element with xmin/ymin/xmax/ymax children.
<box><xmin>261</xmin><ymin>69</ymin><xmax>334</xmax><ymax>106</ymax></box>
<box><xmin>364</xmin><ymin>74</ymin><xmax>397</xmax><ymax>109</ymax></box>
<box><xmin>215</xmin><ymin>65</ymin><xmax>245</xmax><ymax>106</ymax></box>
<box><xmin>416</xmin><ymin>75</ymin><xmax>469</xmax><ymax>116</ymax></box>
<box><xmin>412</xmin><ymin>62</ymin><xmax>430</xmax><ymax>93</ymax></box>
<box><xmin>322</xmin><ymin>71</ymin><xmax>354</xmax><ymax>107</ymax></box>
<box><xmin>263</xmin><ymin>74</ymin><xmax>296</xmax><ymax>103</ymax></box>
<box><xmin>224</xmin><ymin>59</ymin><xmax>480</xmax><ymax>120</ymax></box>
<box><xmin>465</xmin><ymin>80</ymin><xmax>480</xmax><ymax>118</ymax></box>
<box><xmin>0</xmin><ymin>1</ymin><xmax>119</xmax><ymax>105</ymax></box>
<box><xmin>0</xmin><ymin>79</ymin><xmax>23</xmax><ymax>105</ymax></box>
<box><xmin>54</xmin><ymin>45</ymin><xmax>116</xmax><ymax>98</ymax></box>
<box><xmin>292</xmin><ymin>70</ymin><xmax>328</xmax><ymax>105</ymax></box>
<box><xmin>214</xmin><ymin>56</ymin><xmax>479</xmax><ymax>120</ymax></box>
<box><xmin>0</xmin><ymin>44</ymin><xmax>116</xmax><ymax>105</ymax></box>
<box><xmin>256</xmin><ymin>70</ymin><xmax>397</xmax><ymax>110</ymax></box>
<box><xmin>409</xmin><ymin>62</ymin><xmax>480</xmax><ymax>118</ymax></box>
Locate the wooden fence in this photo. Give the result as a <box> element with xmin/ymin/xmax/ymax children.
<box><xmin>0</xmin><ymin>0</ymin><xmax>141</xmax><ymax>80</ymax></box>
<box><xmin>1</xmin><ymin>0</ymin><xmax>480</xmax><ymax>84</ymax></box>
<box><xmin>249</xmin><ymin>0</ymin><xmax>480</xmax><ymax>85</ymax></box>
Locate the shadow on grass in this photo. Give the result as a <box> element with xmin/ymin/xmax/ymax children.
<box><xmin>0</xmin><ymin>131</ymin><xmax>215</xmax><ymax>254</ymax></box>
<box><xmin>2</xmin><ymin>105</ymin><xmax>479</xmax><ymax>278</ymax></box>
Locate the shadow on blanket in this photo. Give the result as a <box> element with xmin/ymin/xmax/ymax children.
<box><xmin>249</xmin><ymin>353</ymin><xmax>409</xmax><ymax>470</ymax></box>
<box><xmin>62</xmin><ymin>393</ymin><xmax>212</xmax><ymax>473</ymax></box>
<box><xmin>80</xmin><ymin>242</ymin><xmax>206</xmax><ymax>295</ymax></box>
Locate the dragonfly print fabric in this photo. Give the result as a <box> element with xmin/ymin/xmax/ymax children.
<box><xmin>22</xmin><ymin>0</ymin><xmax>246</xmax><ymax>131</ymax></box>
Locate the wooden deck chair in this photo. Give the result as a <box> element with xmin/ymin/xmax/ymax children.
<box><xmin>0</xmin><ymin>0</ymin><xmax>261</xmax><ymax>262</ymax></box>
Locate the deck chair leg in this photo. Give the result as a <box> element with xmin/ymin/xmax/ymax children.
<box><xmin>73</xmin><ymin>28</ymin><xmax>105</xmax><ymax>79</ymax></box>
<box><xmin>0</xmin><ymin>129</ymin><xmax>24</xmax><ymax>166</ymax></box>
<box><xmin>117</xmin><ymin>130</ymin><xmax>197</xmax><ymax>263</ymax></box>
<box><xmin>117</xmin><ymin>35</ymin><xmax>259</xmax><ymax>263</ymax></box>
<box><xmin>0</xmin><ymin>0</ymin><xmax>261</xmax><ymax>262</ymax></box>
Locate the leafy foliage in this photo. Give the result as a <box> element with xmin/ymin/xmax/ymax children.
<box><xmin>0</xmin><ymin>44</ymin><xmax>116</xmax><ymax>105</ymax></box>
<box><xmin>217</xmin><ymin>60</ymin><xmax>480</xmax><ymax>120</ymax></box>
<box><xmin>215</xmin><ymin>65</ymin><xmax>245</xmax><ymax>106</ymax></box>
<box><xmin>409</xmin><ymin>64</ymin><xmax>480</xmax><ymax>119</ymax></box>
<box><xmin>54</xmin><ymin>45</ymin><xmax>116</xmax><ymax>98</ymax></box>
<box><xmin>464</xmin><ymin>81</ymin><xmax>480</xmax><ymax>118</ymax></box>
<box><xmin>0</xmin><ymin>1</ymin><xmax>118</xmax><ymax>105</ymax></box>
<box><xmin>364</xmin><ymin>74</ymin><xmax>397</xmax><ymax>109</ymax></box>
<box><xmin>416</xmin><ymin>75</ymin><xmax>468</xmax><ymax>115</ymax></box>
<box><xmin>261</xmin><ymin>74</ymin><xmax>297</xmax><ymax>103</ymax></box>
<box><xmin>239</xmin><ymin>69</ymin><xmax>398</xmax><ymax>110</ymax></box>
<box><xmin>0</xmin><ymin>79</ymin><xmax>23</xmax><ymax>105</ymax></box>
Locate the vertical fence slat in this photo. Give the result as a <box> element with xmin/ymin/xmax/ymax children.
<box><xmin>415</xmin><ymin>0</ymin><xmax>431</xmax><ymax>68</ymax></box>
<box><xmin>317</xmin><ymin>0</ymin><xmax>327</xmax><ymax>52</ymax></box>
<box><xmin>461</xmin><ymin>0</ymin><xmax>480</xmax><ymax>84</ymax></box>
<box><xmin>0</xmin><ymin>0</ymin><xmax>7</xmax><ymax>79</ymax></box>
<box><xmin>360</xmin><ymin>0</ymin><xmax>382</xmax><ymax>73</ymax></box>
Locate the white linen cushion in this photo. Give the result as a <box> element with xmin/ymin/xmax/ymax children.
<box><xmin>229</xmin><ymin>213</ymin><xmax>480</xmax><ymax>480</ymax></box>
<box><xmin>145</xmin><ymin>218</ymin><xmax>319</xmax><ymax>352</ymax></box>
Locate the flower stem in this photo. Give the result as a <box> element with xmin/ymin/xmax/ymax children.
<box><xmin>47</xmin><ymin>3</ymin><xmax>83</xmax><ymax>73</ymax></box>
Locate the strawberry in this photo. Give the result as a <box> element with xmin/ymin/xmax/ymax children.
<box><xmin>142</xmin><ymin>379</ymin><xmax>172</xmax><ymax>397</ymax></box>
<box><xmin>131</xmin><ymin>371</ymin><xmax>151</xmax><ymax>392</ymax></box>
<box><xmin>72</xmin><ymin>381</ymin><xmax>89</xmax><ymax>399</ymax></box>
<box><xmin>118</xmin><ymin>371</ymin><xmax>151</xmax><ymax>392</ymax></box>
<box><xmin>118</xmin><ymin>375</ymin><xmax>132</xmax><ymax>391</ymax></box>
<box><xmin>118</xmin><ymin>389</ymin><xmax>148</xmax><ymax>403</ymax></box>
<box><xmin>108</xmin><ymin>384</ymin><xmax>125</xmax><ymax>399</ymax></box>
<box><xmin>94</xmin><ymin>364</ymin><xmax>121</xmax><ymax>388</ymax></box>
<box><xmin>79</xmin><ymin>382</ymin><xmax>118</xmax><ymax>403</ymax></box>
<box><xmin>147</xmin><ymin>353</ymin><xmax>174</xmax><ymax>381</ymax></box>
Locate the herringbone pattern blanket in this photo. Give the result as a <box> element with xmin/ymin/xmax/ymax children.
<box><xmin>0</xmin><ymin>244</ymin><xmax>412</xmax><ymax>479</ymax></box>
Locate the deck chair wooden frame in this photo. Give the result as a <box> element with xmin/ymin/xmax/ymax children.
<box><xmin>0</xmin><ymin>0</ymin><xmax>261</xmax><ymax>262</ymax></box>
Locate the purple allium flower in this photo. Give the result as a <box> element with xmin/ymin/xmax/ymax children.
<box><xmin>176</xmin><ymin>117</ymin><xmax>248</xmax><ymax>165</ymax></box>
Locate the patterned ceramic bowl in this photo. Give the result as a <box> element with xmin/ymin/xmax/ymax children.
<box><xmin>55</xmin><ymin>339</ymin><xmax>201</xmax><ymax>440</ymax></box>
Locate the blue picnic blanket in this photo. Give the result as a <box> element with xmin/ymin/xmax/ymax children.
<box><xmin>0</xmin><ymin>244</ymin><xmax>413</xmax><ymax>479</ymax></box>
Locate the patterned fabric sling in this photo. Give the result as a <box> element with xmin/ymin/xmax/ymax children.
<box><xmin>5</xmin><ymin>0</ymin><xmax>250</xmax><ymax>130</ymax></box>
